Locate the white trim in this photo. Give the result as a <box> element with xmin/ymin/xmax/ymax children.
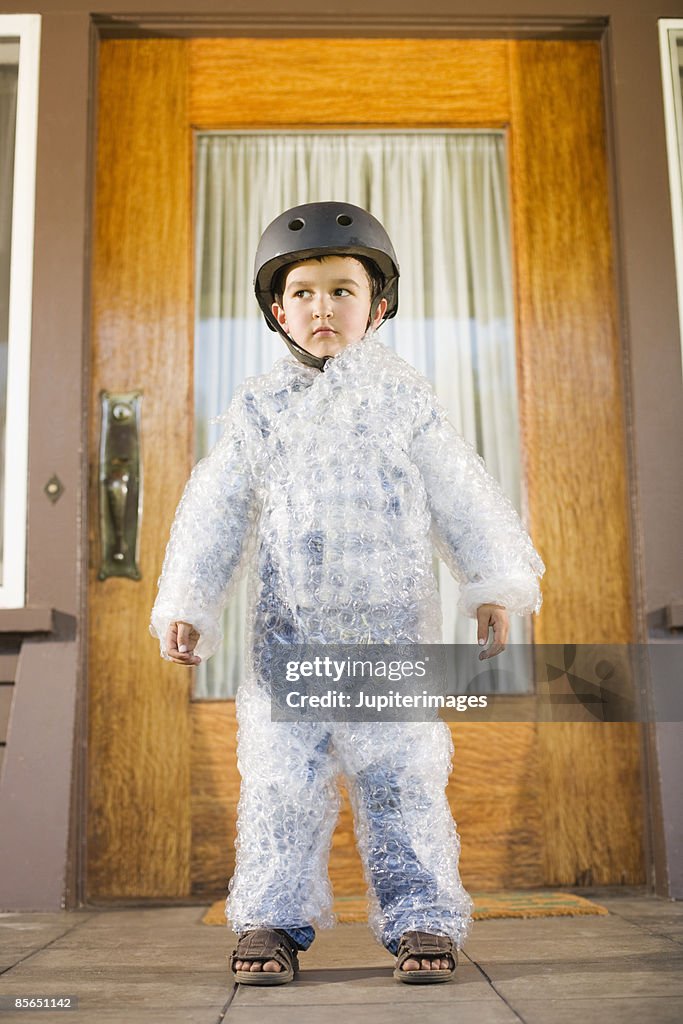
<box><xmin>659</xmin><ymin>19</ymin><xmax>683</xmax><ymax>384</ymax></box>
<box><xmin>0</xmin><ymin>15</ymin><xmax>41</xmax><ymax>607</ymax></box>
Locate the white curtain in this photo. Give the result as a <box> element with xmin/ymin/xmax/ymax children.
<box><xmin>194</xmin><ymin>132</ymin><xmax>533</xmax><ymax>699</ymax></box>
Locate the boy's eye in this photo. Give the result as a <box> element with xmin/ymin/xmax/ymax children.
<box><xmin>293</xmin><ymin>289</ymin><xmax>311</xmax><ymax>298</ymax></box>
<box><xmin>334</xmin><ymin>288</ymin><xmax>351</xmax><ymax>296</ymax></box>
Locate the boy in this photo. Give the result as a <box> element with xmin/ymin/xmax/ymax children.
<box><xmin>150</xmin><ymin>202</ymin><xmax>545</xmax><ymax>985</ymax></box>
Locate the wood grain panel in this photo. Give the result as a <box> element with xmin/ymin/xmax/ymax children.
<box><xmin>87</xmin><ymin>39</ymin><xmax>193</xmax><ymax>898</ymax></box>
<box><xmin>452</xmin><ymin>724</ymin><xmax>544</xmax><ymax>889</ymax></box>
<box><xmin>191</xmin><ymin>701</ymin><xmax>239</xmax><ymax>898</ymax></box>
<box><xmin>535</xmin><ymin>721</ymin><xmax>643</xmax><ymax>885</ymax></box>
<box><xmin>192</xmin><ymin>706</ymin><xmax>545</xmax><ymax>895</ymax></box>
<box><xmin>509</xmin><ymin>40</ymin><xmax>631</xmax><ymax>645</ymax></box>
<box><xmin>188</xmin><ymin>38</ymin><xmax>510</xmax><ymax>127</ymax></box>
<box><xmin>509</xmin><ymin>40</ymin><xmax>643</xmax><ymax>884</ymax></box>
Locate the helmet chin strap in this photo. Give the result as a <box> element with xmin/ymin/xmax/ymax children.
<box><xmin>276</xmin><ymin>325</ymin><xmax>329</xmax><ymax>371</ymax></box>
<box><xmin>278</xmin><ymin>319</ymin><xmax>378</xmax><ymax>372</ymax></box>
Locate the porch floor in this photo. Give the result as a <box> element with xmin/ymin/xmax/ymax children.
<box><xmin>1</xmin><ymin>890</ymin><xmax>682</xmax><ymax>1023</ymax></box>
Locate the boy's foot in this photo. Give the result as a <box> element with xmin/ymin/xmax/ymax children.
<box><xmin>233</xmin><ymin>958</ymin><xmax>282</xmax><ymax>973</ymax></box>
<box><xmin>229</xmin><ymin>928</ymin><xmax>299</xmax><ymax>985</ymax></box>
<box><xmin>401</xmin><ymin>955</ymin><xmax>453</xmax><ymax>972</ymax></box>
<box><xmin>394</xmin><ymin>930</ymin><xmax>458</xmax><ymax>983</ymax></box>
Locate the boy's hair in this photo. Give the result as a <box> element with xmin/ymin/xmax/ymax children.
<box><xmin>271</xmin><ymin>254</ymin><xmax>385</xmax><ymax>309</ymax></box>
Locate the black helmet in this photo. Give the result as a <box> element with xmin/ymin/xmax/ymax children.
<box><xmin>254</xmin><ymin>201</ymin><xmax>400</xmax><ymax>369</ymax></box>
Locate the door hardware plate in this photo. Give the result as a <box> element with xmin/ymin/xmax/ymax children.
<box><xmin>98</xmin><ymin>390</ymin><xmax>143</xmax><ymax>580</ymax></box>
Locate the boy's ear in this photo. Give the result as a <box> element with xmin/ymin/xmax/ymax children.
<box><xmin>371</xmin><ymin>297</ymin><xmax>389</xmax><ymax>328</ymax></box>
<box><xmin>271</xmin><ymin>301</ymin><xmax>288</xmax><ymax>331</ymax></box>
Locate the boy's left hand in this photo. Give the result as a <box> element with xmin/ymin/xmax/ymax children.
<box><xmin>476</xmin><ymin>604</ymin><xmax>509</xmax><ymax>660</ymax></box>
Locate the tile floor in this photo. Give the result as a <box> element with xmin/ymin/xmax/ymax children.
<box><xmin>0</xmin><ymin>892</ymin><xmax>681</xmax><ymax>1023</ymax></box>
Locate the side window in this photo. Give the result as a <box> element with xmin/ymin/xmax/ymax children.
<box><xmin>0</xmin><ymin>16</ymin><xmax>40</xmax><ymax>607</ymax></box>
<box><xmin>659</xmin><ymin>19</ymin><xmax>683</xmax><ymax>381</ymax></box>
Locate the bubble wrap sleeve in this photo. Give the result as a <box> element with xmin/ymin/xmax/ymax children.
<box><xmin>411</xmin><ymin>397</ymin><xmax>545</xmax><ymax>619</ymax></box>
<box><xmin>149</xmin><ymin>394</ymin><xmax>258</xmax><ymax>661</ymax></box>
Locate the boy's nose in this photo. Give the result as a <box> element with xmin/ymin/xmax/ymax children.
<box><xmin>312</xmin><ymin>297</ymin><xmax>333</xmax><ymax>319</ymax></box>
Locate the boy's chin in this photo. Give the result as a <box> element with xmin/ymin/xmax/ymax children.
<box><xmin>302</xmin><ymin>327</ymin><xmax>376</xmax><ymax>358</ymax></box>
<box><xmin>306</xmin><ymin>339</ymin><xmax>348</xmax><ymax>358</ymax></box>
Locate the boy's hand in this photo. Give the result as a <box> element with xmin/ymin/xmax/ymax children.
<box><xmin>476</xmin><ymin>604</ymin><xmax>509</xmax><ymax>660</ymax></box>
<box><xmin>165</xmin><ymin>620</ymin><xmax>202</xmax><ymax>665</ymax></box>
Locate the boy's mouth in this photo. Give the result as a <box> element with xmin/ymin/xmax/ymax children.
<box><xmin>313</xmin><ymin>327</ymin><xmax>337</xmax><ymax>335</ymax></box>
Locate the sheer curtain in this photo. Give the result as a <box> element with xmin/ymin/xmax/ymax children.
<box><xmin>194</xmin><ymin>132</ymin><xmax>533</xmax><ymax>699</ymax></box>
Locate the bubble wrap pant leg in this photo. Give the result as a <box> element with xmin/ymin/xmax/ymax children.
<box><xmin>339</xmin><ymin>720</ymin><xmax>473</xmax><ymax>954</ymax></box>
<box><xmin>225</xmin><ymin>688</ymin><xmax>473</xmax><ymax>954</ymax></box>
<box><xmin>225</xmin><ymin>687</ymin><xmax>340</xmax><ymax>951</ymax></box>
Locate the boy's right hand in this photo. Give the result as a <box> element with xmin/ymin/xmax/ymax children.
<box><xmin>165</xmin><ymin>621</ymin><xmax>202</xmax><ymax>665</ymax></box>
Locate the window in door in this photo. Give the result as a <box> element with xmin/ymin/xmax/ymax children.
<box><xmin>193</xmin><ymin>130</ymin><xmax>534</xmax><ymax>698</ymax></box>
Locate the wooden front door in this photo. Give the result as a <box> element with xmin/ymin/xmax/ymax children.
<box><xmin>86</xmin><ymin>37</ymin><xmax>644</xmax><ymax>902</ymax></box>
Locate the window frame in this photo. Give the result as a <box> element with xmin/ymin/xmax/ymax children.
<box><xmin>0</xmin><ymin>15</ymin><xmax>40</xmax><ymax>607</ymax></box>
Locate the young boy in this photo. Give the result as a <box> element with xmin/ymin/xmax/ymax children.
<box><xmin>150</xmin><ymin>202</ymin><xmax>545</xmax><ymax>985</ymax></box>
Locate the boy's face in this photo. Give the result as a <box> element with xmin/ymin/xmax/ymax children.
<box><xmin>271</xmin><ymin>255</ymin><xmax>388</xmax><ymax>360</ymax></box>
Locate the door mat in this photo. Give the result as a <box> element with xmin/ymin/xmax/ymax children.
<box><xmin>201</xmin><ymin>890</ymin><xmax>608</xmax><ymax>926</ymax></box>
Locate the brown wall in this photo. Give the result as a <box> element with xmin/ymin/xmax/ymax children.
<box><xmin>0</xmin><ymin>0</ymin><xmax>681</xmax><ymax>909</ymax></box>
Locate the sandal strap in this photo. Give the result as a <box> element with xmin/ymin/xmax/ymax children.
<box><xmin>230</xmin><ymin>928</ymin><xmax>299</xmax><ymax>973</ymax></box>
<box><xmin>396</xmin><ymin>930</ymin><xmax>457</xmax><ymax>967</ymax></box>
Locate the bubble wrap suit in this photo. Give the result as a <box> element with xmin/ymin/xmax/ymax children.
<box><xmin>150</xmin><ymin>331</ymin><xmax>545</xmax><ymax>954</ymax></box>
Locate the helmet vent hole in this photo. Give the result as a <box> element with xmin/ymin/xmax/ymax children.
<box><xmin>288</xmin><ymin>218</ymin><xmax>305</xmax><ymax>231</ymax></box>
<box><xmin>336</xmin><ymin>214</ymin><xmax>353</xmax><ymax>227</ymax></box>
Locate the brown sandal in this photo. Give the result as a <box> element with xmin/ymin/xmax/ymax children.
<box><xmin>228</xmin><ymin>928</ymin><xmax>299</xmax><ymax>985</ymax></box>
<box><xmin>394</xmin><ymin>929</ymin><xmax>458</xmax><ymax>984</ymax></box>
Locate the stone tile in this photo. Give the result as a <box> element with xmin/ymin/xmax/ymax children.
<box><xmin>0</xmin><ymin>954</ymin><xmax>229</xmax><ymax>990</ymax></box>
<box><xmin>229</xmin><ymin>921</ymin><xmax>496</xmax><ymax>1005</ymax></box>
<box><xmin>0</xmin><ymin>912</ymin><xmax>95</xmax><ymax>971</ymax></box>
<box><xmin>232</xmin><ymin>962</ymin><xmax>492</xmax><ymax>1005</ymax></box>
<box><xmin>79</xmin><ymin>906</ymin><xmax>212</xmax><ymax>927</ymax></box>
<box><xmin>645</xmin><ymin>925</ymin><xmax>683</xmax><ymax>945</ymax></box>
<box><xmin>597</xmin><ymin>898</ymin><xmax>683</xmax><ymax>945</ymax></box>
<box><xmin>512</xmin><ymin>996</ymin><xmax>683</xmax><ymax>1024</ymax></box>
<box><xmin>0</xmin><ymin>1010</ymin><xmax>227</xmax><ymax>1024</ymax></box>
<box><xmin>467</xmin><ymin>914</ymin><xmax>623</xmax><ymax>939</ymax></box>
<box><xmin>0</xmin><ymin>913</ymin><xmax>95</xmax><ymax>927</ymax></box>
<box><xmin>0</xmin><ymin>973</ymin><xmax>231</xmax><ymax>1010</ymax></box>
<box><xmin>0</xmin><ymin>908</ymin><xmax>232</xmax><ymax>1023</ymax></box>
<box><xmin>10</xmin><ymin>933</ymin><xmax>233</xmax><ymax>969</ymax></box>
<box><xmin>595</xmin><ymin>897</ymin><xmax>683</xmax><ymax>918</ymax></box>
<box><xmin>291</xmin><ymin>921</ymin><xmax>396</xmax><ymax>970</ymax></box>
<box><xmin>611</xmin><ymin>920</ymin><xmax>683</xmax><ymax>947</ymax></box>
<box><xmin>483</xmin><ymin>953</ymin><xmax>683</xmax><ymax>1001</ymax></box>
<box><xmin>0</xmin><ymin>909</ymin><xmax>234</xmax><ymax>973</ymax></box>
<box><xmin>463</xmin><ymin>913</ymin><xmax>680</xmax><ymax>962</ymax></box>
<box><xmin>1</xmin><ymin>900</ymin><xmax>681</xmax><ymax>1023</ymax></box>
<box><xmin>464</xmin><ymin>912</ymin><xmax>683</xmax><ymax>1003</ymax></box>
<box><xmin>90</xmin><ymin>1012</ymin><xmax>230</xmax><ymax>1024</ymax></box>
<box><xmin>225</xmin><ymin>1001</ymin><xmax>521</xmax><ymax>1024</ymax></box>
